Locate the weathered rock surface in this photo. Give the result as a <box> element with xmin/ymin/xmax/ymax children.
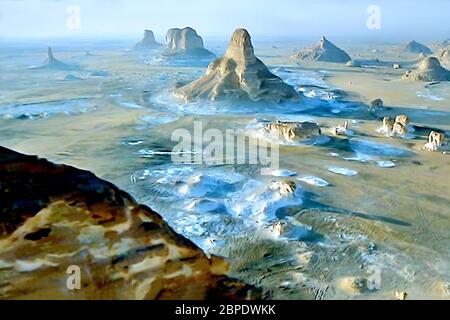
<box><xmin>134</xmin><ymin>30</ymin><xmax>162</xmax><ymax>50</ymax></box>
<box><xmin>0</xmin><ymin>146</ymin><xmax>259</xmax><ymax>300</ymax></box>
<box><xmin>162</xmin><ymin>27</ymin><xmax>214</xmax><ymax>59</ymax></box>
<box><xmin>293</xmin><ymin>36</ymin><xmax>351</xmax><ymax>63</ymax></box>
<box><xmin>175</xmin><ymin>28</ymin><xmax>298</xmax><ymax>102</ymax></box>
<box><xmin>404</xmin><ymin>40</ymin><xmax>432</xmax><ymax>55</ymax></box>
<box><xmin>402</xmin><ymin>57</ymin><xmax>450</xmax><ymax>81</ymax></box>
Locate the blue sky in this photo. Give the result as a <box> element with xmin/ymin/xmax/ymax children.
<box><xmin>0</xmin><ymin>0</ymin><xmax>449</xmax><ymax>41</ymax></box>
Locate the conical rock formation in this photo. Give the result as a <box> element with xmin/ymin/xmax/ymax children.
<box><xmin>162</xmin><ymin>27</ymin><xmax>214</xmax><ymax>59</ymax></box>
<box><xmin>404</xmin><ymin>40</ymin><xmax>432</xmax><ymax>55</ymax></box>
<box><xmin>134</xmin><ymin>30</ymin><xmax>162</xmax><ymax>50</ymax></box>
<box><xmin>293</xmin><ymin>36</ymin><xmax>351</xmax><ymax>63</ymax></box>
<box><xmin>0</xmin><ymin>146</ymin><xmax>260</xmax><ymax>300</ymax></box>
<box><xmin>436</xmin><ymin>47</ymin><xmax>450</xmax><ymax>68</ymax></box>
<box><xmin>40</xmin><ymin>47</ymin><xmax>74</xmax><ymax>70</ymax></box>
<box><xmin>402</xmin><ymin>57</ymin><xmax>450</xmax><ymax>81</ymax></box>
<box><xmin>174</xmin><ymin>28</ymin><xmax>299</xmax><ymax>102</ymax></box>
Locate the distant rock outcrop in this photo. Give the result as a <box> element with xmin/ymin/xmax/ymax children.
<box><xmin>402</xmin><ymin>57</ymin><xmax>450</xmax><ymax>81</ymax></box>
<box><xmin>293</xmin><ymin>36</ymin><xmax>351</xmax><ymax>63</ymax></box>
<box><xmin>38</xmin><ymin>47</ymin><xmax>74</xmax><ymax>70</ymax></box>
<box><xmin>436</xmin><ymin>47</ymin><xmax>450</xmax><ymax>68</ymax></box>
<box><xmin>404</xmin><ymin>40</ymin><xmax>432</xmax><ymax>55</ymax></box>
<box><xmin>0</xmin><ymin>146</ymin><xmax>259</xmax><ymax>300</ymax></box>
<box><xmin>162</xmin><ymin>27</ymin><xmax>214</xmax><ymax>59</ymax></box>
<box><xmin>134</xmin><ymin>30</ymin><xmax>162</xmax><ymax>50</ymax></box>
<box><xmin>174</xmin><ymin>28</ymin><xmax>298</xmax><ymax>102</ymax></box>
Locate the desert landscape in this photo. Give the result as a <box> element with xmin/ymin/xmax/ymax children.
<box><xmin>0</xmin><ymin>1</ymin><xmax>449</xmax><ymax>301</ymax></box>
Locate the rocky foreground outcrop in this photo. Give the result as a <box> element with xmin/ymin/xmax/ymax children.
<box><xmin>0</xmin><ymin>146</ymin><xmax>259</xmax><ymax>300</ymax></box>
<box><xmin>293</xmin><ymin>36</ymin><xmax>351</xmax><ymax>63</ymax></box>
<box><xmin>175</xmin><ymin>28</ymin><xmax>299</xmax><ymax>102</ymax></box>
<box><xmin>402</xmin><ymin>57</ymin><xmax>450</xmax><ymax>81</ymax></box>
<box><xmin>134</xmin><ymin>30</ymin><xmax>162</xmax><ymax>50</ymax></box>
<box><xmin>162</xmin><ymin>27</ymin><xmax>215</xmax><ymax>59</ymax></box>
<box><xmin>404</xmin><ymin>40</ymin><xmax>432</xmax><ymax>55</ymax></box>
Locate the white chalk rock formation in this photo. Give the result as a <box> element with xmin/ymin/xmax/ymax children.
<box><xmin>293</xmin><ymin>36</ymin><xmax>351</xmax><ymax>63</ymax></box>
<box><xmin>162</xmin><ymin>27</ymin><xmax>214</xmax><ymax>59</ymax></box>
<box><xmin>402</xmin><ymin>57</ymin><xmax>450</xmax><ymax>81</ymax></box>
<box><xmin>404</xmin><ymin>40</ymin><xmax>432</xmax><ymax>55</ymax></box>
<box><xmin>134</xmin><ymin>30</ymin><xmax>162</xmax><ymax>50</ymax></box>
<box><xmin>436</xmin><ymin>47</ymin><xmax>450</xmax><ymax>68</ymax></box>
<box><xmin>174</xmin><ymin>28</ymin><xmax>299</xmax><ymax>102</ymax></box>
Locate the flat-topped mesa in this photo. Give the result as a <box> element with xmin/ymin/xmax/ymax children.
<box><xmin>402</xmin><ymin>57</ymin><xmax>450</xmax><ymax>81</ymax></box>
<box><xmin>294</xmin><ymin>36</ymin><xmax>351</xmax><ymax>63</ymax></box>
<box><xmin>162</xmin><ymin>27</ymin><xmax>214</xmax><ymax>58</ymax></box>
<box><xmin>134</xmin><ymin>29</ymin><xmax>162</xmax><ymax>50</ymax></box>
<box><xmin>174</xmin><ymin>28</ymin><xmax>299</xmax><ymax>102</ymax></box>
<box><xmin>0</xmin><ymin>146</ymin><xmax>260</xmax><ymax>300</ymax></box>
<box><xmin>404</xmin><ymin>40</ymin><xmax>432</xmax><ymax>55</ymax></box>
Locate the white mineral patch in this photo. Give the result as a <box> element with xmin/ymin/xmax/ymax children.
<box><xmin>298</xmin><ymin>176</ymin><xmax>330</xmax><ymax>186</ymax></box>
<box><xmin>376</xmin><ymin>160</ymin><xmax>396</xmax><ymax>168</ymax></box>
<box><xmin>328</xmin><ymin>166</ymin><xmax>358</xmax><ymax>176</ymax></box>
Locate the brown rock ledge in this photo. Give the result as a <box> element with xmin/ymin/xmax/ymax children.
<box><xmin>0</xmin><ymin>146</ymin><xmax>260</xmax><ymax>300</ymax></box>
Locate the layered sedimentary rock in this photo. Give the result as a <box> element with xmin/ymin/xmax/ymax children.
<box><xmin>402</xmin><ymin>57</ymin><xmax>450</xmax><ymax>81</ymax></box>
<box><xmin>134</xmin><ymin>30</ymin><xmax>162</xmax><ymax>50</ymax></box>
<box><xmin>293</xmin><ymin>36</ymin><xmax>351</xmax><ymax>63</ymax></box>
<box><xmin>0</xmin><ymin>146</ymin><xmax>259</xmax><ymax>300</ymax></box>
<box><xmin>162</xmin><ymin>27</ymin><xmax>214</xmax><ymax>59</ymax></box>
<box><xmin>404</xmin><ymin>40</ymin><xmax>432</xmax><ymax>55</ymax></box>
<box><xmin>175</xmin><ymin>28</ymin><xmax>298</xmax><ymax>102</ymax></box>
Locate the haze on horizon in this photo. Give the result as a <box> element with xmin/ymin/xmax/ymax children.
<box><xmin>0</xmin><ymin>0</ymin><xmax>449</xmax><ymax>42</ymax></box>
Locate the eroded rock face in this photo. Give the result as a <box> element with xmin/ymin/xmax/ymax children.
<box><xmin>0</xmin><ymin>146</ymin><xmax>259</xmax><ymax>300</ymax></box>
<box><xmin>162</xmin><ymin>27</ymin><xmax>214</xmax><ymax>59</ymax></box>
<box><xmin>134</xmin><ymin>30</ymin><xmax>162</xmax><ymax>50</ymax></box>
<box><xmin>404</xmin><ymin>40</ymin><xmax>432</xmax><ymax>55</ymax></box>
<box><xmin>175</xmin><ymin>28</ymin><xmax>299</xmax><ymax>102</ymax></box>
<box><xmin>402</xmin><ymin>57</ymin><xmax>450</xmax><ymax>81</ymax></box>
<box><xmin>293</xmin><ymin>36</ymin><xmax>351</xmax><ymax>63</ymax></box>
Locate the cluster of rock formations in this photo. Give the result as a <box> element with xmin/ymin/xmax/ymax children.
<box><xmin>162</xmin><ymin>27</ymin><xmax>215</xmax><ymax>59</ymax></box>
<box><xmin>0</xmin><ymin>146</ymin><xmax>259</xmax><ymax>300</ymax></box>
<box><xmin>261</xmin><ymin>120</ymin><xmax>321</xmax><ymax>142</ymax></box>
<box><xmin>404</xmin><ymin>40</ymin><xmax>432</xmax><ymax>55</ymax></box>
<box><xmin>380</xmin><ymin>115</ymin><xmax>410</xmax><ymax>137</ymax></box>
<box><xmin>293</xmin><ymin>36</ymin><xmax>351</xmax><ymax>63</ymax></box>
<box><xmin>174</xmin><ymin>28</ymin><xmax>298</xmax><ymax>102</ymax></box>
<box><xmin>134</xmin><ymin>30</ymin><xmax>162</xmax><ymax>50</ymax></box>
<box><xmin>423</xmin><ymin>131</ymin><xmax>446</xmax><ymax>152</ymax></box>
<box><xmin>402</xmin><ymin>57</ymin><xmax>450</xmax><ymax>81</ymax></box>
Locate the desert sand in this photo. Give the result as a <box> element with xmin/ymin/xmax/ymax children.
<box><xmin>0</xmin><ymin>35</ymin><xmax>449</xmax><ymax>300</ymax></box>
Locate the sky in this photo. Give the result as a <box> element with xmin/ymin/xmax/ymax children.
<box><xmin>0</xmin><ymin>0</ymin><xmax>449</xmax><ymax>42</ymax></box>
